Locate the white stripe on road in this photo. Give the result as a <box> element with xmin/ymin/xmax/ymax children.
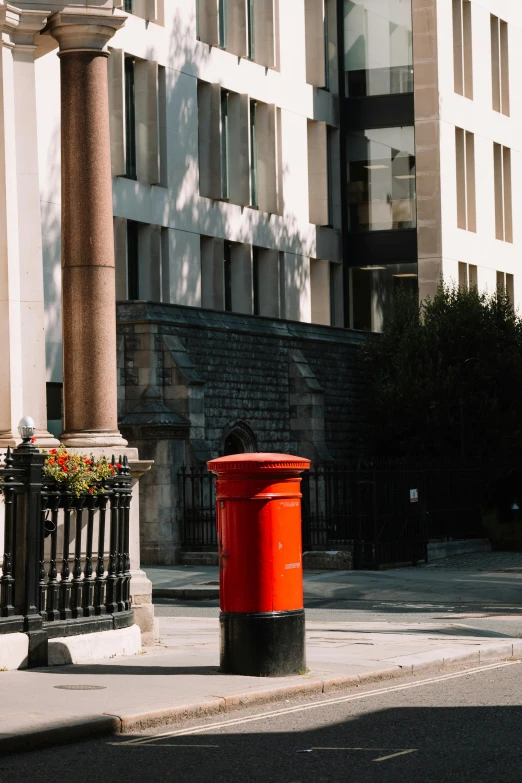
<box><xmin>114</xmin><ymin>660</ymin><xmax>519</xmax><ymax>747</ymax></box>
<box><xmin>373</xmin><ymin>749</ymin><xmax>417</xmax><ymax>762</ymax></box>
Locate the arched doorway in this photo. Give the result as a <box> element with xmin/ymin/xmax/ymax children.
<box><xmin>220</xmin><ymin>421</ymin><xmax>257</xmax><ymax>456</ymax></box>
<box><xmin>223</xmin><ymin>431</ymin><xmax>245</xmax><ymax>456</ymax></box>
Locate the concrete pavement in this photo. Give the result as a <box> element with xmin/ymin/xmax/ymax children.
<box><xmin>3</xmin><ymin>551</ymin><xmax>522</xmax><ymax>756</ymax></box>
<box><xmin>1</xmin><ymin>613</ymin><xmax>522</xmax><ymax>754</ymax></box>
<box><xmin>148</xmin><ymin>551</ymin><xmax>522</xmax><ymax>605</ymax></box>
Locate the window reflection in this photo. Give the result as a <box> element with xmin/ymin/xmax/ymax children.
<box><xmin>344</xmin><ymin>0</ymin><xmax>413</xmax><ymax>97</ymax></box>
<box><xmin>347</xmin><ymin>126</ymin><xmax>416</xmax><ymax>232</ymax></box>
<box><xmin>350</xmin><ymin>262</ymin><xmax>418</xmax><ymax>331</ymax></box>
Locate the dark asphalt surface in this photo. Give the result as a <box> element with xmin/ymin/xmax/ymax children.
<box><xmin>3</xmin><ymin>660</ymin><xmax>522</xmax><ymax>782</ymax></box>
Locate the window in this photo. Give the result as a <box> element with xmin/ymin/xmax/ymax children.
<box><xmin>247</xmin><ymin>0</ymin><xmax>255</xmax><ymax>59</ymax></box>
<box><xmin>343</xmin><ymin>0</ymin><xmax>413</xmax><ymax>97</ymax></box>
<box><xmin>253</xmin><ymin>246</ymin><xmax>260</xmax><ymax>314</ymax></box>
<box><xmin>455</xmin><ymin>127</ymin><xmax>476</xmax><ymax>233</ymax></box>
<box><xmin>198</xmin><ymin>83</ymin><xmax>250</xmax><ymax>205</ymax></box>
<box><xmin>346</xmin><ymin>126</ymin><xmax>416</xmax><ymax>232</ymax></box>
<box><xmin>220</xmin><ymin>90</ymin><xmax>230</xmax><ymax>200</ymax></box>
<box><xmin>453</xmin><ymin>0</ymin><xmax>473</xmax><ymax>99</ymax></box>
<box><xmin>491</xmin><ymin>15</ymin><xmax>509</xmax><ymax>116</ymax></box>
<box><xmin>458</xmin><ymin>262</ymin><xmax>477</xmax><ymax>290</ymax></box>
<box><xmin>127</xmin><ymin>220</ymin><xmax>139</xmax><ymax>300</ymax></box>
<box><xmin>497</xmin><ymin>271</ymin><xmax>514</xmax><ymax>308</ymax></box>
<box><xmin>197</xmin><ymin>0</ymin><xmax>275</xmax><ymax>66</ymax></box>
<box><xmin>46</xmin><ymin>382</ymin><xmax>63</xmax><ymax>439</ymax></box>
<box><xmin>349</xmin><ymin>263</ymin><xmax>418</xmax><ymax>331</ymax></box>
<box><xmin>224</xmin><ymin>241</ymin><xmax>232</xmax><ymax>311</ymax></box>
<box><xmin>218</xmin><ymin>0</ymin><xmax>227</xmax><ymax>48</ymax></box>
<box><xmin>124</xmin><ymin>57</ymin><xmax>137</xmax><ymax>179</ymax></box>
<box><xmin>250</xmin><ymin>100</ymin><xmax>258</xmax><ymax>208</ymax></box>
<box><xmin>123</xmin><ymin>0</ymin><xmax>164</xmax><ymax>24</ymax></box>
<box><xmin>324</xmin><ymin>0</ymin><xmax>330</xmax><ymax>90</ymax></box>
<box><xmin>494</xmin><ymin>143</ymin><xmax>512</xmax><ymax>243</ymax></box>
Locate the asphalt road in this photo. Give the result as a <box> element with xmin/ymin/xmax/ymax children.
<box><xmin>3</xmin><ymin>660</ymin><xmax>522</xmax><ymax>782</ymax></box>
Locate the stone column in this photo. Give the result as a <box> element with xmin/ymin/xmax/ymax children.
<box><xmin>48</xmin><ymin>10</ymin><xmax>127</xmax><ymax>448</ymax></box>
<box><xmin>0</xmin><ymin>3</ymin><xmax>58</xmax><ymax>448</ymax></box>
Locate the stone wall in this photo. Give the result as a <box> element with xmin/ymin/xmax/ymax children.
<box><xmin>116</xmin><ymin>302</ymin><xmax>370</xmax><ymax>563</ymax></box>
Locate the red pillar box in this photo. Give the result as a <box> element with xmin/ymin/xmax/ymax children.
<box><xmin>207</xmin><ymin>453</ymin><xmax>310</xmax><ymax>677</ymax></box>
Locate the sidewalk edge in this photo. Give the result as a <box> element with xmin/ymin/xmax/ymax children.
<box><xmin>1</xmin><ymin>644</ymin><xmax>520</xmax><ymax>754</ymax></box>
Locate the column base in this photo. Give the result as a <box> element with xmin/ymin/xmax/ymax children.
<box><xmin>0</xmin><ymin>430</ymin><xmax>60</xmax><ymax>449</ymax></box>
<box><xmin>130</xmin><ymin>568</ymin><xmax>159</xmax><ymax>646</ymax></box>
<box><xmin>34</xmin><ymin>429</ymin><xmax>61</xmax><ymax>449</ymax></box>
<box><xmin>220</xmin><ymin>609</ymin><xmax>306</xmax><ymax>677</ymax></box>
<box><xmin>60</xmin><ymin>430</ymin><xmax>128</xmax><ymax>448</ymax></box>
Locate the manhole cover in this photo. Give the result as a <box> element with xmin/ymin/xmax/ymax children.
<box><xmin>54</xmin><ymin>685</ymin><xmax>106</xmax><ymax>691</ymax></box>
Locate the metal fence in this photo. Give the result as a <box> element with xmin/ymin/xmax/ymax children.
<box><xmin>178</xmin><ymin>465</ymin><xmax>217</xmax><ymax>548</ymax></box>
<box><xmin>178</xmin><ymin>458</ymin><xmax>483</xmax><ymax>568</ymax></box>
<box><xmin>0</xmin><ymin>446</ymin><xmax>134</xmax><ymax>666</ymax></box>
<box><xmin>301</xmin><ymin>459</ymin><xmax>482</xmax><ymax>568</ymax></box>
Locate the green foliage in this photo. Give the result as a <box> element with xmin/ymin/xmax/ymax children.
<box><xmin>42</xmin><ymin>446</ymin><xmax>119</xmax><ymax>496</ymax></box>
<box><xmin>361</xmin><ymin>283</ymin><xmax>522</xmax><ymax>485</ymax></box>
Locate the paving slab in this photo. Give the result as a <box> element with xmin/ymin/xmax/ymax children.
<box><xmin>0</xmin><ymin>615</ymin><xmax>520</xmax><ymax>755</ymax></box>
<box><xmin>146</xmin><ymin>556</ymin><xmax>522</xmax><ymax>606</ymax></box>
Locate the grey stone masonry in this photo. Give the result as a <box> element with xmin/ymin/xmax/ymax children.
<box><xmin>116</xmin><ymin>303</ymin><xmax>370</xmax><ymax>564</ymax></box>
<box><xmin>117</xmin><ymin>302</ymin><xmax>369</xmax><ymax>463</ymax></box>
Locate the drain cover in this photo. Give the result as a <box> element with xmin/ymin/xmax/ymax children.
<box><xmin>54</xmin><ymin>685</ymin><xmax>106</xmax><ymax>691</ymax></box>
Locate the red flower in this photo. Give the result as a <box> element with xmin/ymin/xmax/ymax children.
<box><xmin>49</xmin><ymin>449</ymin><xmax>58</xmax><ymax>455</ymax></box>
<box><xmin>116</xmin><ymin>463</ymin><xmax>123</xmax><ymax>469</ymax></box>
<box><xmin>48</xmin><ymin>458</ymin><xmax>56</xmax><ymax>465</ymax></box>
<box><xmin>30</xmin><ymin>437</ymin><xmax>36</xmax><ymax>444</ymax></box>
<box><xmin>62</xmin><ymin>466</ymin><xmax>69</xmax><ymax>473</ymax></box>
<box><xmin>73</xmin><ymin>466</ymin><xmax>78</xmax><ymax>472</ymax></box>
<box><xmin>89</xmin><ymin>487</ymin><xmax>94</xmax><ymax>494</ymax></box>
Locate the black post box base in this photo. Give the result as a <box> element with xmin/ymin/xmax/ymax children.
<box><xmin>220</xmin><ymin>609</ymin><xmax>306</xmax><ymax>677</ymax></box>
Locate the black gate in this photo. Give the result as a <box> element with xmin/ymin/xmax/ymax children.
<box><xmin>178</xmin><ymin>459</ymin><xmax>483</xmax><ymax>569</ymax></box>
<box><xmin>301</xmin><ymin>462</ymin><xmax>428</xmax><ymax>568</ymax></box>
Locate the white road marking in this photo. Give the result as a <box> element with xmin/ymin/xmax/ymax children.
<box><xmin>373</xmin><ymin>749</ymin><xmax>417</xmax><ymax>762</ymax></box>
<box><xmin>113</xmin><ymin>660</ymin><xmax>519</xmax><ymax>747</ymax></box>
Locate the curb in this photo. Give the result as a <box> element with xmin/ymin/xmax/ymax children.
<box><xmin>1</xmin><ymin>642</ymin><xmax>520</xmax><ymax>755</ymax></box>
<box><xmin>152</xmin><ymin>586</ymin><xmax>219</xmax><ymax>600</ymax></box>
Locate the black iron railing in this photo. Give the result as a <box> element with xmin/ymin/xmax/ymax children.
<box><xmin>178</xmin><ymin>465</ymin><xmax>217</xmax><ymax>548</ymax></box>
<box><xmin>178</xmin><ymin>458</ymin><xmax>483</xmax><ymax>568</ymax></box>
<box><xmin>0</xmin><ymin>445</ymin><xmax>134</xmax><ymax>665</ymax></box>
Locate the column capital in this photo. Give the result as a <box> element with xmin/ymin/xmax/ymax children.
<box><xmin>46</xmin><ymin>8</ymin><xmax>125</xmax><ymax>55</ymax></box>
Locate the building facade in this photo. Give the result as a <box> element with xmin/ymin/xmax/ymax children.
<box><xmin>1</xmin><ymin>0</ymin><xmax>521</xmax><ymax>562</ymax></box>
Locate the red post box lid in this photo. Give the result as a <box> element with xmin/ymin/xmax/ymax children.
<box><xmin>207</xmin><ymin>453</ymin><xmax>311</xmax><ymax>475</ymax></box>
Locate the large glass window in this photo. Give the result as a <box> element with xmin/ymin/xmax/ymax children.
<box><xmin>344</xmin><ymin>0</ymin><xmax>413</xmax><ymax>97</ymax></box>
<box><xmin>220</xmin><ymin>90</ymin><xmax>230</xmax><ymax>199</ymax></box>
<box><xmin>124</xmin><ymin>57</ymin><xmax>137</xmax><ymax>179</ymax></box>
<box><xmin>350</xmin><ymin>262</ymin><xmax>418</xmax><ymax>331</ymax></box>
<box><xmin>346</xmin><ymin>126</ymin><xmax>416</xmax><ymax>232</ymax></box>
